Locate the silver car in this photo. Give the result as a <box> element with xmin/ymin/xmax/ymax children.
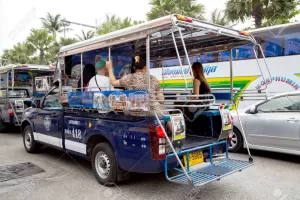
<box><xmin>230</xmin><ymin>91</ymin><xmax>300</xmax><ymax>155</ymax></box>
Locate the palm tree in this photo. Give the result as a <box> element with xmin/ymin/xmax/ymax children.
<box><xmin>96</xmin><ymin>15</ymin><xmax>143</xmax><ymax>35</ymax></box>
<box><xmin>76</xmin><ymin>30</ymin><xmax>95</xmax><ymax>41</ymax></box>
<box><xmin>1</xmin><ymin>49</ymin><xmax>10</xmax><ymax>65</ymax></box>
<box><xmin>27</xmin><ymin>29</ymin><xmax>54</xmax><ymax>65</ymax></box>
<box><xmin>147</xmin><ymin>0</ymin><xmax>205</xmax><ymax>20</ymax></box>
<box><xmin>5</xmin><ymin>43</ymin><xmax>35</xmax><ymax>64</ymax></box>
<box><xmin>211</xmin><ymin>9</ymin><xmax>236</xmax><ymax>27</ymax></box>
<box><xmin>225</xmin><ymin>0</ymin><xmax>300</xmax><ymax>28</ymax></box>
<box><xmin>41</xmin><ymin>13</ymin><xmax>72</xmax><ymax>39</ymax></box>
<box><xmin>58</xmin><ymin>37</ymin><xmax>78</xmax><ymax>46</ymax></box>
<box><xmin>46</xmin><ymin>37</ymin><xmax>79</xmax><ymax>65</ymax></box>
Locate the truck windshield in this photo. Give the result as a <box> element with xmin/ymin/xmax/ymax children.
<box><xmin>35</xmin><ymin>76</ymin><xmax>53</xmax><ymax>92</ymax></box>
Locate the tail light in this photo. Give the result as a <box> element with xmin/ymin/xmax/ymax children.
<box><xmin>148</xmin><ymin>125</ymin><xmax>166</xmax><ymax>160</ymax></box>
<box><xmin>176</xmin><ymin>15</ymin><xmax>193</xmax><ymax>23</ymax></box>
<box><xmin>239</xmin><ymin>31</ymin><xmax>249</xmax><ymax>37</ymax></box>
<box><xmin>8</xmin><ymin>105</ymin><xmax>14</xmax><ymax>117</ymax></box>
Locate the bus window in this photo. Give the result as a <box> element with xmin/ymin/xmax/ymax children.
<box><xmin>284</xmin><ymin>32</ymin><xmax>300</xmax><ymax>55</ymax></box>
<box><xmin>163</xmin><ymin>58</ymin><xmax>183</xmax><ymax>67</ymax></box>
<box><xmin>219</xmin><ymin>51</ymin><xmax>230</xmax><ymax>61</ymax></box>
<box><xmin>234</xmin><ymin>44</ymin><xmax>255</xmax><ymax>60</ymax></box>
<box><xmin>183</xmin><ymin>56</ymin><xmax>196</xmax><ymax>65</ymax></box>
<box><xmin>263</xmin><ymin>36</ymin><xmax>283</xmax><ymax>57</ymax></box>
<box><xmin>199</xmin><ymin>54</ymin><xmax>208</xmax><ymax>63</ymax></box>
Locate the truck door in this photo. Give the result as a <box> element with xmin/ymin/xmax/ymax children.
<box><xmin>32</xmin><ymin>88</ymin><xmax>63</xmax><ymax>149</ymax></box>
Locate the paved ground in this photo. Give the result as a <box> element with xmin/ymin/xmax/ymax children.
<box><xmin>0</xmin><ymin>132</ymin><xmax>300</xmax><ymax>200</ymax></box>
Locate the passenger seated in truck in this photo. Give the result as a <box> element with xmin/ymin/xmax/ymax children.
<box><xmin>107</xmin><ymin>56</ymin><xmax>164</xmax><ymax>114</ymax></box>
<box><xmin>107</xmin><ymin>55</ymin><xmax>172</xmax><ymax>132</ymax></box>
<box><xmin>191</xmin><ymin>62</ymin><xmax>211</xmax><ymax>97</ymax></box>
<box><xmin>184</xmin><ymin>62</ymin><xmax>213</xmax><ymax>121</ymax></box>
<box><xmin>174</xmin><ymin>62</ymin><xmax>211</xmax><ymax>120</ymax></box>
<box><xmin>86</xmin><ymin>60</ymin><xmax>114</xmax><ymax>91</ymax></box>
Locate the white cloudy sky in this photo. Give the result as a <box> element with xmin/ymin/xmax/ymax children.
<box><xmin>0</xmin><ymin>0</ymin><xmax>250</xmax><ymax>53</ymax></box>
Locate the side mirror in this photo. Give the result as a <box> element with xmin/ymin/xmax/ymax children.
<box><xmin>249</xmin><ymin>106</ymin><xmax>257</xmax><ymax>114</ymax></box>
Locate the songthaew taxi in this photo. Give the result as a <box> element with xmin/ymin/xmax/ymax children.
<box><xmin>20</xmin><ymin>14</ymin><xmax>272</xmax><ymax>187</ymax></box>
<box><xmin>0</xmin><ymin>64</ymin><xmax>54</xmax><ymax>131</ymax></box>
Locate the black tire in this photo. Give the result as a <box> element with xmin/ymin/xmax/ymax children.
<box><xmin>0</xmin><ymin>120</ymin><xmax>7</xmax><ymax>133</ymax></box>
<box><xmin>23</xmin><ymin>125</ymin><xmax>40</xmax><ymax>153</ymax></box>
<box><xmin>229</xmin><ymin>127</ymin><xmax>243</xmax><ymax>152</ymax></box>
<box><xmin>92</xmin><ymin>143</ymin><xmax>118</xmax><ymax>186</ymax></box>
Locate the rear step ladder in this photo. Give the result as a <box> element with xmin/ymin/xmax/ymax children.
<box><xmin>154</xmin><ymin>110</ymin><xmax>253</xmax><ymax>187</ymax></box>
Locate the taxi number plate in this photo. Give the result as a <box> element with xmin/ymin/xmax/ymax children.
<box><xmin>183</xmin><ymin>151</ymin><xmax>204</xmax><ymax>167</ymax></box>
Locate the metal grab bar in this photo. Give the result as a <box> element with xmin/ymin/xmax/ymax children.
<box><xmin>171</xmin><ymin>27</ymin><xmax>189</xmax><ymax>90</ymax></box>
<box><xmin>153</xmin><ymin>109</ymin><xmax>193</xmax><ymax>185</ymax></box>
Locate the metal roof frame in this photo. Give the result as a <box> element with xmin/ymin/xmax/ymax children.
<box><xmin>0</xmin><ymin>64</ymin><xmax>55</xmax><ymax>74</ymax></box>
<box><xmin>58</xmin><ymin>14</ymin><xmax>256</xmax><ymax>57</ymax></box>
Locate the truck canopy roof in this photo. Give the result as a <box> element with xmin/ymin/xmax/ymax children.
<box><xmin>59</xmin><ymin>14</ymin><xmax>256</xmax><ymax>57</ymax></box>
<box><xmin>0</xmin><ymin>64</ymin><xmax>55</xmax><ymax>73</ymax></box>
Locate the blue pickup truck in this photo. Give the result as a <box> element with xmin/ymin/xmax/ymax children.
<box><xmin>21</xmin><ymin>14</ymin><xmax>256</xmax><ymax>187</ymax></box>
<box><xmin>21</xmin><ymin>87</ymin><xmax>253</xmax><ymax>187</ymax></box>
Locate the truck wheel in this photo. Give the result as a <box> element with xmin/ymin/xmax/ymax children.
<box><xmin>229</xmin><ymin>127</ymin><xmax>243</xmax><ymax>152</ymax></box>
<box><xmin>0</xmin><ymin>120</ymin><xmax>6</xmax><ymax>133</ymax></box>
<box><xmin>23</xmin><ymin>125</ymin><xmax>39</xmax><ymax>153</ymax></box>
<box><xmin>92</xmin><ymin>143</ymin><xmax>118</xmax><ymax>186</ymax></box>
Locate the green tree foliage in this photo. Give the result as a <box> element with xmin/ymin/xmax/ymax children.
<box><xmin>97</xmin><ymin>15</ymin><xmax>144</xmax><ymax>35</ymax></box>
<box><xmin>41</xmin><ymin>12</ymin><xmax>72</xmax><ymax>39</ymax></box>
<box><xmin>1</xmin><ymin>43</ymin><xmax>34</xmax><ymax>64</ymax></box>
<box><xmin>27</xmin><ymin>29</ymin><xmax>54</xmax><ymax>65</ymax></box>
<box><xmin>210</xmin><ymin>8</ymin><xmax>236</xmax><ymax>27</ymax></box>
<box><xmin>46</xmin><ymin>37</ymin><xmax>79</xmax><ymax>64</ymax></box>
<box><xmin>147</xmin><ymin>0</ymin><xmax>205</xmax><ymax>20</ymax></box>
<box><xmin>76</xmin><ymin>30</ymin><xmax>95</xmax><ymax>41</ymax></box>
<box><xmin>225</xmin><ymin>0</ymin><xmax>300</xmax><ymax>28</ymax></box>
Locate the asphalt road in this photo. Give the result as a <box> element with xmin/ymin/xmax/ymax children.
<box><xmin>1</xmin><ymin>132</ymin><xmax>300</xmax><ymax>200</ymax></box>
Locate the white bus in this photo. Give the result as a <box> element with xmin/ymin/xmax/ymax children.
<box><xmin>150</xmin><ymin>22</ymin><xmax>300</xmax><ymax>109</ymax></box>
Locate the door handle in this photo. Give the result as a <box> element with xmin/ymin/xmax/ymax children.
<box><xmin>287</xmin><ymin>118</ymin><xmax>299</xmax><ymax>122</ymax></box>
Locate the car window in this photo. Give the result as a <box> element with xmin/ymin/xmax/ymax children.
<box><xmin>43</xmin><ymin>89</ymin><xmax>61</xmax><ymax>109</ymax></box>
<box><xmin>257</xmin><ymin>95</ymin><xmax>300</xmax><ymax>112</ymax></box>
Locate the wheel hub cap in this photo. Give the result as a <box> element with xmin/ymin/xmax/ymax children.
<box><xmin>230</xmin><ymin>132</ymin><xmax>237</xmax><ymax>148</ymax></box>
<box><xmin>25</xmin><ymin>131</ymin><xmax>32</xmax><ymax>149</ymax></box>
<box><xmin>95</xmin><ymin>151</ymin><xmax>110</xmax><ymax>179</ymax></box>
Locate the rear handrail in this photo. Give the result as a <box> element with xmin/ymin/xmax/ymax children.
<box><xmin>153</xmin><ymin>109</ymin><xmax>193</xmax><ymax>185</ymax></box>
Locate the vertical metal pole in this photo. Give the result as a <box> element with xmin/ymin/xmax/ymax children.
<box><xmin>229</xmin><ymin>49</ymin><xmax>233</xmax><ymax>104</ymax></box>
<box><xmin>32</xmin><ymin>72</ymin><xmax>36</xmax><ymax>95</ymax></box>
<box><xmin>81</xmin><ymin>53</ymin><xmax>83</xmax><ymax>92</ymax></box>
<box><xmin>6</xmin><ymin>72</ymin><xmax>9</xmax><ymax>93</ymax></box>
<box><xmin>177</xmin><ymin>28</ymin><xmax>193</xmax><ymax>80</ymax></box>
<box><xmin>108</xmin><ymin>47</ymin><xmax>111</xmax><ymax>90</ymax></box>
<box><xmin>12</xmin><ymin>69</ymin><xmax>14</xmax><ymax>90</ymax></box>
<box><xmin>171</xmin><ymin>28</ymin><xmax>187</xmax><ymax>90</ymax></box>
<box><xmin>146</xmin><ymin>35</ymin><xmax>151</xmax><ymax>91</ymax></box>
<box><xmin>58</xmin><ymin>59</ymin><xmax>62</xmax><ymax>98</ymax></box>
<box><xmin>162</xmin><ymin>62</ymin><xmax>165</xmax><ymax>91</ymax></box>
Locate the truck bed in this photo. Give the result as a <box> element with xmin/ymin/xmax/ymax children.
<box><xmin>182</xmin><ymin>135</ymin><xmax>219</xmax><ymax>149</ymax></box>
